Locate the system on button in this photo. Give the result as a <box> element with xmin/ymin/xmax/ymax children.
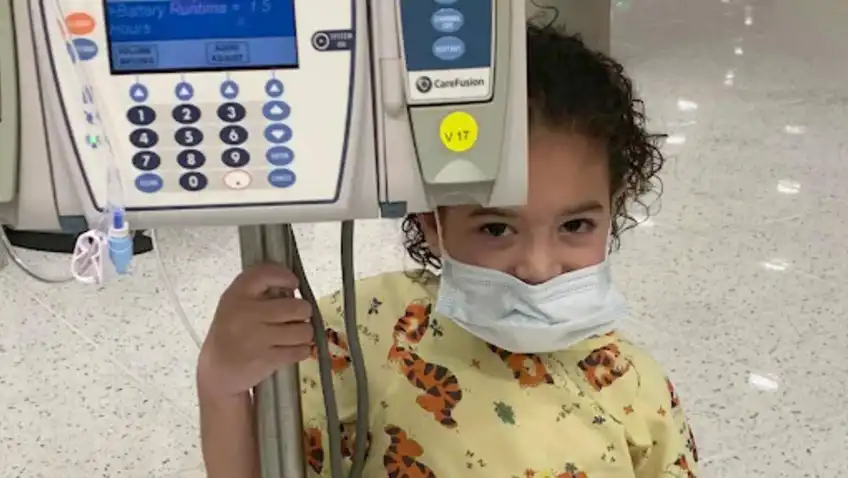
<box><xmin>312</xmin><ymin>32</ymin><xmax>330</xmax><ymax>51</ymax></box>
<box><xmin>223</xmin><ymin>170</ymin><xmax>253</xmax><ymax>190</ymax></box>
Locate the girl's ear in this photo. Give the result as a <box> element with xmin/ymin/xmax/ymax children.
<box><xmin>417</xmin><ymin>212</ymin><xmax>441</xmax><ymax>257</ymax></box>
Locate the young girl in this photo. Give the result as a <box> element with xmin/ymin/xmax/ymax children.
<box><xmin>197</xmin><ymin>24</ymin><xmax>700</xmax><ymax>478</ymax></box>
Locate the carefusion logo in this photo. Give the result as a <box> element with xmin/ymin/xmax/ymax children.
<box><xmin>414</xmin><ymin>75</ymin><xmax>486</xmax><ymax>94</ymax></box>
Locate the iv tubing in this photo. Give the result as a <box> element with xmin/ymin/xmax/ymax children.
<box><xmin>149</xmin><ymin>230</ymin><xmax>203</xmax><ymax>348</ymax></box>
<box><xmin>0</xmin><ymin>226</ymin><xmax>74</xmax><ymax>283</ymax></box>
<box><xmin>291</xmin><ymin>235</ymin><xmax>345</xmax><ymax>477</ymax></box>
<box><xmin>340</xmin><ymin>221</ymin><xmax>369</xmax><ymax>477</ymax></box>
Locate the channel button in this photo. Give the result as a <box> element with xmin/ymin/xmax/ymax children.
<box><xmin>431</xmin><ymin>8</ymin><xmax>464</xmax><ymax>33</ymax></box>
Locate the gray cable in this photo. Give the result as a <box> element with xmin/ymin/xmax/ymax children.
<box><xmin>290</xmin><ymin>233</ymin><xmax>345</xmax><ymax>478</ymax></box>
<box><xmin>0</xmin><ymin>226</ymin><xmax>74</xmax><ymax>283</ymax></box>
<box><xmin>340</xmin><ymin>220</ymin><xmax>369</xmax><ymax>478</ymax></box>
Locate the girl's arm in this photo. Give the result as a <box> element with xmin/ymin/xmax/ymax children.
<box><xmin>198</xmin><ymin>388</ymin><xmax>260</xmax><ymax>478</ymax></box>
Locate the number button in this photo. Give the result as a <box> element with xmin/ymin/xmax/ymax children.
<box><xmin>177</xmin><ymin>149</ymin><xmax>206</xmax><ymax>170</ymax></box>
<box><xmin>221</xmin><ymin>147</ymin><xmax>251</xmax><ymax>168</ymax></box>
<box><xmin>172</xmin><ymin>104</ymin><xmax>201</xmax><ymax>124</ymax></box>
<box><xmin>127</xmin><ymin>106</ymin><xmax>156</xmax><ymax>126</ymax></box>
<box><xmin>131</xmin><ymin>151</ymin><xmax>161</xmax><ymax>171</ymax></box>
<box><xmin>179</xmin><ymin>172</ymin><xmax>208</xmax><ymax>192</ymax></box>
<box><xmin>217</xmin><ymin>102</ymin><xmax>247</xmax><ymax>123</ymax></box>
<box><xmin>175</xmin><ymin>126</ymin><xmax>204</xmax><ymax>147</ymax></box>
<box><xmin>219</xmin><ymin>125</ymin><xmax>249</xmax><ymax>145</ymax></box>
<box><xmin>129</xmin><ymin>128</ymin><xmax>159</xmax><ymax>148</ymax></box>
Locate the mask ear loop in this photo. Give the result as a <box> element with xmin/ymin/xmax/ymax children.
<box><xmin>432</xmin><ymin>209</ymin><xmax>453</xmax><ymax>263</ymax></box>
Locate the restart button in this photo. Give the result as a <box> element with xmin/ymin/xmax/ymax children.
<box><xmin>206</xmin><ymin>42</ymin><xmax>250</xmax><ymax>66</ymax></box>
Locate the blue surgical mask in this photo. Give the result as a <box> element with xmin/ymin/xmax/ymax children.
<box><xmin>434</xmin><ymin>252</ymin><xmax>627</xmax><ymax>354</ymax></box>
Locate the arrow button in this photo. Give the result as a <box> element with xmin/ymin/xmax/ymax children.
<box><xmin>262</xmin><ymin>101</ymin><xmax>291</xmax><ymax>121</ymax></box>
<box><xmin>264</xmin><ymin>124</ymin><xmax>293</xmax><ymax>144</ymax></box>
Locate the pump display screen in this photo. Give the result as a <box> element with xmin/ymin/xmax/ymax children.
<box><xmin>103</xmin><ymin>0</ymin><xmax>299</xmax><ymax>74</ymax></box>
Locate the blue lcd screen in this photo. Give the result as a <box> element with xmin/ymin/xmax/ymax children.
<box><xmin>103</xmin><ymin>0</ymin><xmax>299</xmax><ymax>74</ymax></box>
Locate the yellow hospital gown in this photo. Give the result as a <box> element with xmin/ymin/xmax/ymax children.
<box><xmin>298</xmin><ymin>271</ymin><xmax>700</xmax><ymax>477</ymax></box>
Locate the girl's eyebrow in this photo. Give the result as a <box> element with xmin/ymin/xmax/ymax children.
<box><xmin>559</xmin><ymin>201</ymin><xmax>604</xmax><ymax>216</ymax></box>
<box><xmin>468</xmin><ymin>207</ymin><xmax>518</xmax><ymax>218</ymax></box>
<box><xmin>468</xmin><ymin>201</ymin><xmax>604</xmax><ymax>219</ymax></box>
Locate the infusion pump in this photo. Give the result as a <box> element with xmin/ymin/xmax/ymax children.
<box><xmin>0</xmin><ymin>0</ymin><xmax>528</xmax><ymax>232</ymax></box>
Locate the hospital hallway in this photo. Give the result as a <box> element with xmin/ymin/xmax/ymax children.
<box><xmin>2</xmin><ymin>0</ymin><xmax>847</xmax><ymax>476</ymax></box>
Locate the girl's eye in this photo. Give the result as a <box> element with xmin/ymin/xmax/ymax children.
<box><xmin>561</xmin><ymin>219</ymin><xmax>595</xmax><ymax>234</ymax></box>
<box><xmin>479</xmin><ymin>223</ymin><xmax>514</xmax><ymax>237</ymax></box>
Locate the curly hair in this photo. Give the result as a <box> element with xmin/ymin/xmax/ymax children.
<box><xmin>402</xmin><ymin>23</ymin><xmax>666</xmax><ymax>271</ymax></box>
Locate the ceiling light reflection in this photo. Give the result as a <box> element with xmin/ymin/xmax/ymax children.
<box><xmin>676</xmin><ymin>99</ymin><xmax>699</xmax><ymax>111</ymax></box>
<box><xmin>761</xmin><ymin>258</ymin><xmax>790</xmax><ymax>271</ymax></box>
<box><xmin>748</xmin><ymin>372</ymin><xmax>780</xmax><ymax>392</ymax></box>
<box><xmin>724</xmin><ymin>70</ymin><xmax>736</xmax><ymax>86</ymax></box>
<box><xmin>776</xmin><ymin>179</ymin><xmax>801</xmax><ymax>195</ymax></box>
<box><xmin>666</xmin><ymin>134</ymin><xmax>687</xmax><ymax>145</ymax></box>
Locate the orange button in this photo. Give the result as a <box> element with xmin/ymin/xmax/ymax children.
<box><xmin>65</xmin><ymin>12</ymin><xmax>96</xmax><ymax>35</ymax></box>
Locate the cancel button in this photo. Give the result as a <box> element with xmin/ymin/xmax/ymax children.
<box><xmin>206</xmin><ymin>41</ymin><xmax>250</xmax><ymax>65</ymax></box>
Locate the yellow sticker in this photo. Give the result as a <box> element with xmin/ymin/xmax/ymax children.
<box><xmin>439</xmin><ymin>111</ymin><xmax>479</xmax><ymax>153</ymax></box>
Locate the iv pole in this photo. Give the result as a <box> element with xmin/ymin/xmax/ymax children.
<box><xmin>239</xmin><ymin>225</ymin><xmax>306</xmax><ymax>478</ymax></box>
<box><xmin>245</xmin><ymin>2</ymin><xmax>613</xmax><ymax>477</ymax></box>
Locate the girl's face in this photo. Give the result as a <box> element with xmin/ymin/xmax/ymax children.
<box><xmin>419</xmin><ymin>129</ymin><xmax>613</xmax><ymax>285</ymax></box>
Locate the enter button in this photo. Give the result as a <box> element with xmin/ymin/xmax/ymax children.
<box><xmin>223</xmin><ymin>170</ymin><xmax>252</xmax><ymax>190</ymax></box>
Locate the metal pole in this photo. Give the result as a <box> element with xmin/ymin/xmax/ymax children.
<box><xmin>239</xmin><ymin>225</ymin><xmax>306</xmax><ymax>478</ymax></box>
